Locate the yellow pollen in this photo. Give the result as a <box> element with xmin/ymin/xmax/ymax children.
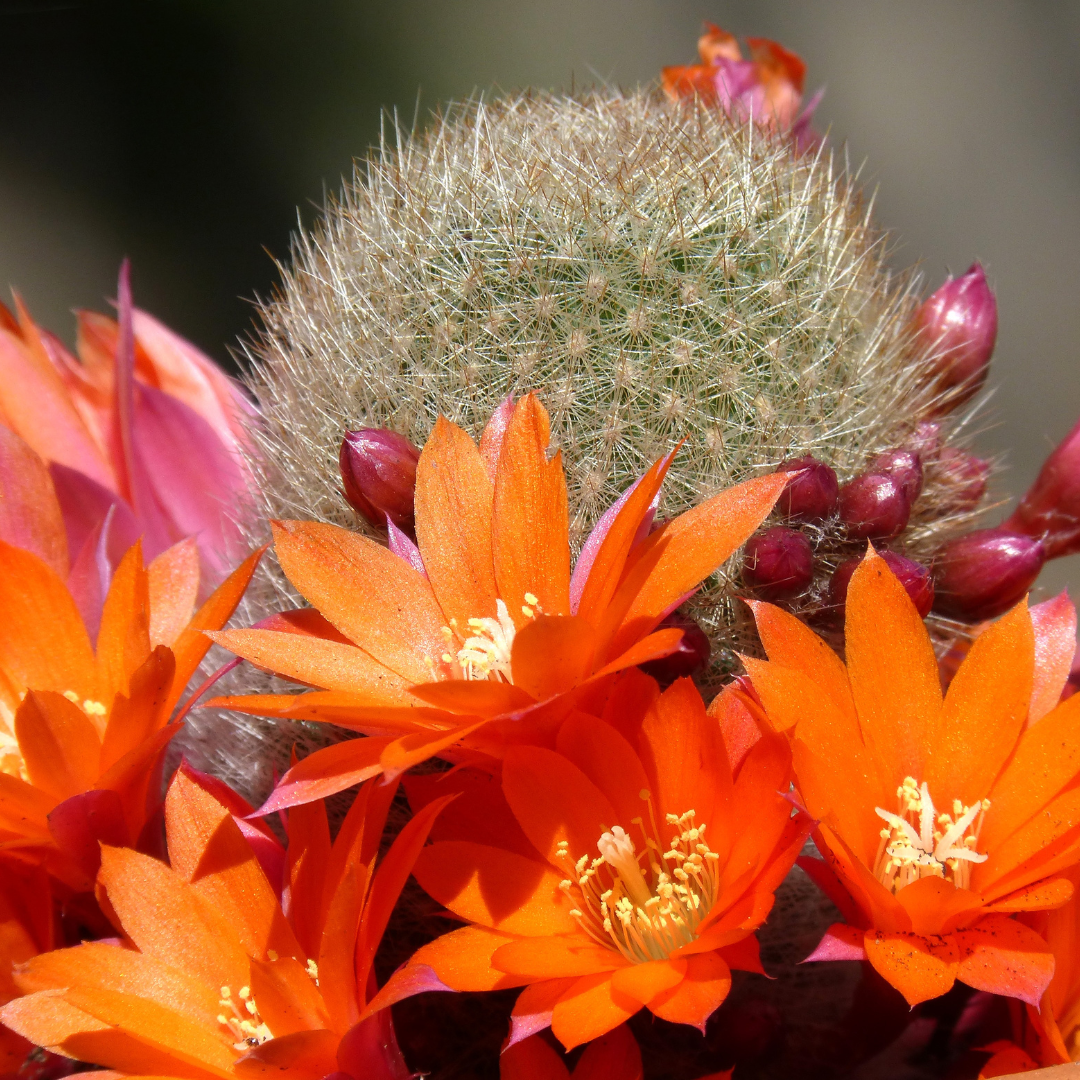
<box><xmin>306</xmin><ymin>959</ymin><xmax>319</xmax><ymax>983</ymax></box>
<box><xmin>63</xmin><ymin>690</ymin><xmax>79</xmax><ymax>703</ymax></box>
<box><xmin>217</xmin><ymin>985</ymin><xmax>272</xmax><ymax>1049</ymax></box>
<box><xmin>558</xmin><ymin>801</ymin><xmax>719</xmax><ymax>964</ymax></box>
<box><xmin>82</xmin><ymin>700</ymin><xmax>107</xmax><ymax>717</ymax></box>
<box><xmin>873</xmin><ymin>777</ymin><xmax>989</xmax><ymax>894</ymax></box>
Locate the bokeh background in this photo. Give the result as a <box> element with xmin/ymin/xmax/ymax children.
<box><xmin>2</xmin><ymin>0</ymin><xmax>1078</xmax><ymax>594</ymax></box>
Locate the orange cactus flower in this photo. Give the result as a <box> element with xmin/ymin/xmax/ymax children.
<box><xmin>0</xmin><ymin>524</ymin><xmax>263</xmax><ymax>887</ymax></box>
<box><xmin>369</xmin><ymin>676</ymin><xmax>809</xmax><ymax>1051</ymax></box>
<box><xmin>206</xmin><ymin>393</ymin><xmax>790</xmax><ymax>811</ymax></box>
<box><xmin>743</xmin><ymin>547</ymin><xmax>1080</xmax><ymax>1007</ymax></box>
<box><xmin>0</xmin><ymin>262</ymin><xmax>253</xmax><ymax>584</ymax></box>
<box><xmin>662</xmin><ymin>24</ymin><xmax>819</xmax><ymax>146</ymax></box>
<box><xmin>0</xmin><ymin>767</ymin><xmax>450</xmax><ymax>1079</ymax></box>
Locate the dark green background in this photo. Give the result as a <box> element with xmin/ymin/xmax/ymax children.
<box><xmin>2</xmin><ymin>1</ymin><xmax>1079</xmax><ymax>593</ymax></box>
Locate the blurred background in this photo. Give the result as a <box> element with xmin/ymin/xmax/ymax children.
<box><xmin>1</xmin><ymin>0</ymin><xmax>1078</xmax><ymax>593</ymax></box>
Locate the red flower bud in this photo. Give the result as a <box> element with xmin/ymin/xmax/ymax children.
<box><xmin>906</xmin><ymin>421</ymin><xmax>942</xmax><ymax>459</ymax></box>
<box><xmin>838</xmin><ymin>474</ymin><xmax>910</xmax><ymax>540</ymax></box>
<box><xmin>1003</xmin><ymin>413</ymin><xmax>1080</xmax><ymax>559</ymax></box>
<box><xmin>742</xmin><ymin>526</ymin><xmax>814</xmax><ymax>600</ymax></box>
<box><xmin>937</xmin><ymin>447</ymin><xmax>989</xmax><ymax>510</ymax></box>
<box><xmin>776</xmin><ymin>456</ymin><xmax>839</xmax><ymax>522</ymax></box>
<box><xmin>339</xmin><ymin>428</ymin><xmax>421</xmax><ymax>531</ymax></box>
<box><xmin>916</xmin><ymin>262</ymin><xmax>998</xmax><ymax>404</ymax></box>
<box><xmin>639</xmin><ymin>611</ymin><xmax>711</xmax><ymax>685</ymax></box>
<box><xmin>871</xmin><ymin>448</ymin><xmax>923</xmax><ymax>504</ymax></box>
<box><xmin>829</xmin><ymin>551</ymin><xmax>934</xmax><ymax>619</ymax></box>
<box><xmin>932</xmin><ymin>528</ymin><xmax>1045</xmax><ymax>622</ymax></box>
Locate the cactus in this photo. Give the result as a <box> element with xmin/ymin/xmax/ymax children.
<box><xmin>241</xmin><ymin>88</ymin><xmax>991</xmax><ymax>682</ymax></box>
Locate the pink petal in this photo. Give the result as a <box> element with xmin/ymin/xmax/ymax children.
<box><xmin>386</xmin><ymin>515</ymin><xmax>427</xmax><ymax>578</ymax></box>
<box><xmin>47</xmin><ymin>788</ymin><xmax>129</xmax><ymax>880</ymax></box>
<box><xmin>803</xmin><ymin>923</ymin><xmax>866</xmax><ymax>963</ymax></box>
<box><xmin>1030</xmin><ymin>591</ymin><xmax>1078</xmax><ymax>724</ymax></box>
<box><xmin>337</xmin><ymin>1012</ymin><xmax>413</xmax><ymax>1080</ymax></box>
<box><xmin>66</xmin><ymin>503</ymin><xmax>122</xmax><ymax>642</ymax></box>
<box><xmin>49</xmin><ymin>461</ymin><xmax>140</xmax><ymax>567</ymax></box>
<box><xmin>0</xmin><ymin>424</ymin><xmax>68</xmax><ymax>577</ymax></box>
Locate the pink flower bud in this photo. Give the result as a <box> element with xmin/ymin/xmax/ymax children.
<box><xmin>775</xmin><ymin>456</ymin><xmax>839</xmax><ymax>522</ymax></box>
<box><xmin>906</xmin><ymin>421</ymin><xmax>942</xmax><ymax>459</ymax></box>
<box><xmin>640</xmin><ymin>611</ymin><xmax>711</xmax><ymax>685</ymax></box>
<box><xmin>829</xmin><ymin>551</ymin><xmax>934</xmax><ymax>619</ymax></box>
<box><xmin>937</xmin><ymin>447</ymin><xmax>989</xmax><ymax>510</ymax></box>
<box><xmin>339</xmin><ymin>428</ymin><xmax>421</xmax><ymax>531</ymax></box>
<box><xmin>742</xmin><ymin>526</ymin><xmax>814</xmax><ymax>600</ymax></box>
<box><xmin>1003</xmin><ymin>413</ymin><xmax>1080</xmax><ymax>559</ymax></box>
<box><xmin>916</xmin><ymin>262</ymin><xmax>998</xmax><ymax>404</ymax></box>
<box><xmin>838</xmin><ymin>474</ymin><xmax>910</xmax><ymax>540</ymax></box>
<box><xmin>932</xmin><ymin>528</ymin><xmax>1045</xmax><ymax>621</ymax></box>
<box><xmin>871</xmin><ymin>448</ymin><xmax>923</xmax><ymax>504</ymax></box>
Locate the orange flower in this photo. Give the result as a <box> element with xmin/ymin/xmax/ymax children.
<box><xmin>207</xmin><ymin>393</ymin><xmax>790</xmax><ymax>810</ymax></box>
<box><xmin>0</xmin><ymin>524</ymin><xmax>262</xmax><ymax>888</ymax></box>
<box><xmin>0</xmin><ymin>262</ymin><xmax>252</xmax><ymax>583</ymax></box>
<box><xmin>0</xmin><ymin>767</ymin><xmax>450</xmax><ymax>1079</ymax></box>
<box><xmin>744</xmin><ymin>547</ymin><xmax>1080</xmax><ymax>1007</ymax></box>
<box><xmin>662</xmin><ymin>24</ymin><xmax>819</xmax><ymax>145</ymax></box>
<box><xmin>370</xmin><ymin>676</ymin><xmax>808</xmax><ymax>1051</ymax></box>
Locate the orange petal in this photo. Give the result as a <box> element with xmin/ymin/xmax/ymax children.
<box><xmin>493</xmin><ymin>935</ymin><xmax>625</xmax><ymax>979</ymax></box>
<box><xmin>511</xmin><ymin>616</ymin><xmax>597</xmax><ymax>701</ymax></box>
<box><xmin>0</xmin><ymin>540</ymin><xmax>98</xmax><ymax>701</ymax></box>
<box><xmin>164</xmin><ymin>769</ymin><xmax>301</xmax><ymax>962</ymax></box>
<box><xmin>0</xmin><ymin>425</ymin><xmax>68</xmax><ymax>578</ymax></box>
<box><xmin>893</xmin><ymin>876</ymin><xmax>985</xmax><ymax>938</ymax></box>
<box><xmin>982</xmin><ymin>692</ymin><xmax>1080</xmax><ymax>854</ymax></box>
<box><xmin>272</xmin><ymin>520</ymin><xmax>445</xmax><ymax>684</ymax></box>
<box><xmin>706</xmin><ymin>685</ymin><xmax>763</xmax><ymax>775</ymax></box>
<box><xmin>379</xmin><ymin>719</ymin><xmax>489</xmax><ymax>780</ymax></box>
<box><xmin>984</xmin><ymin>877</ymin><xmax>1074</xmax><ymax>913</ymax></box>
<box><xmin>507</xmin><ymin>977</ymin><xmax>577</xmax><ymax>1047</ymax></box>
<box><xmin>98</xmin><ymin>646</ymin><xmax>175</xmax><ymax>775</ymax></box>
<box><xmin>414</xmin><ymin>415</ymin><xmax>498</xmax><ymax>631</ymax></box>
<box><xmin>551</xmin><ymin>972</ymin><xmax>638</xmax><ymax>1050</ymax></box>
<box><xmin>0</xmin><ymin>991</ymin><xmax>105</xmax><ymax>1057</ymax></box>
<box><xmin>96</xmin><ymin>541</ymin><xmax>151</xmax><ymax>704</ymax></box>
<box><xmin>14</xmin><ymin>691</ymin><xmax>101</xmax><ymax>801</ymax></box>
<box><xmin>208</xmin><ymin>628</ymin><xmax>411</xmax><ymax>702</ymax></box>
<box><xmin>603</xmin><ymin>473</ymin><xmax>789</xmax><ymax>660</ymax></box>
<box><xmin>500</xmin><ymin>1033</ymin><xmax>570</xmax><ymax>1080</ymax></box>
<box><xmin>479</xmin><ymin>396</ymin><xmax>515</xmax><ymax>484</ymax></box>
<box><xmin>608</xmin><ymin>958</ymin><xmax>686</xmax><ymax>1005</ymax></box>
<box><xmin>408</xmin><ymin>678</ymin><xmax>534</xmax><ymax>717</ymax></box>
<box><xmin>748</xmin><ymin>599</ymin><xmax>855</xmax><ymax>720</ymax></box>
<box><xmin>234</xmin><ymin>1028</ymin><xmax>339</xmax><ymax>1080</ymax></box>
<box><xmin>405</xmin><ymin>925</ymin><xmax>526</xmax><ymax>991</ymax></box>
<box><xmin>954</xmin><ymin>915</ymin><xmax>1054</xmax><ymax>1006</ymax></box>
<box><xmin>258</xmin><ymin>736</ymin><xmax>396</xmax><ymax>814</ymax></box>
<box><xmin>591</xmin><ymin>628</ymin><xmax>685</xmax><ymax>680</ymax></box>
<box><xmin>646</xmin><ymin>950</ymin><xmax>732</xmax><ymax>1031</ymax></box>
<box><xmin>147</xmin><ymin>538</ymin><xmax>199</xmax><ymax>648</ymax></box>
<box><xmin>502</xmin><ymin>745</ymin><xmax>618</xmax><ymax>865</ymax></box>
<box><xmin>166</xmin><ymin>544</ymin><xmax>265</xmax><ymax>710</ymax></box>
<box><xmin>863</xmin><ymin>930</ymin><xmax>958</xmax><ymax>1006</ymax></box>
<box><xmin>414</xmin><ymin>841</ymin><xmax>576</xmax><ymax>935</ymax></box>
<box><xmin>1029</xmin><ymin>593</ymin><xmax>1078</xmax><ymax>724</ymax></box>
<box><xmin>96</xmin><ymin>843</ymin><xmax>250</xmax><ymax>992</ymax></box>
<box><xmin>845</xmin><ymin>548</ymin><xmax>942</xmax><ymax>789</ymax></box>
<box><xmin>492</xmin><ymin>395</ymin><xmax>571</xmax><ymax>625</ymax></box>
<box><xmin>929</xmin><ymin>600</ymin><xmax>1034</xmax><ymax>809</ymax></box>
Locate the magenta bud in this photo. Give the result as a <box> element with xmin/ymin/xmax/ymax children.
<box><xmin>916</xmin><ymin>262</ymin><xmax>998</xmax><ymax>404</ymax></box>
<box><xmin>829</xmin><ymin>551</ymin><xmax>934</xmax><ymax>619</ymax></box>
<box><xmin>776</xmin><ymin>456</ymin><xmax>839</xmax><ymax>522</ymax></box>
<box><xmin>932</xmin><ymin>529</ymin><xmax>1045</xmax><ymax>622</ymax></box>
<box><xmin>339</xmin><ymin>428</ymin><xmax>421</xmax><ymax>530</ymax></box>
<box><xmin>937</xmin><ymin>447</ymin><xmax>990</xmax><ymax>510</ymax></box>
<box><xmin>639</xmin><ymin>611</ymin><xmax>711</xmax><ymax>685</ymax></box>
<box><xmin>839</xmin><ymin>474</ymin><xmax>910</xmax><ymax>541</ymax></box>
<box><xmin>742</xmin><ymin>526</ymin><xmax>814</xmax><ymax>600</ymax></box>
<box><xmin>1003</xmin><ymin>413</ymin><xmax>1080</xmax><ymax>559</ymax></box>
<box><xmin>871</xmin><ymin>448</ymin><xmax>924</xmax><ymax>504</ymax></box>
<box><xmin>906</xmin><ymin>421</ymin><xmax>942</xmax><ymax>459</ymax></box>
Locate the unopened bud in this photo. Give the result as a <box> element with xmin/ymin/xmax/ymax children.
<box><xmin>839</xmin><ymin>474</ymin><xmax>910</xmax><ymax>541</ymax></box>
<box><xmin>339</xmin><ymin>428</ymin><xmax>421</xmax><ymax>531</ymax></box>
<box><xmin>829</xmin><ymin>551</ymin><xmax>934</xmax><ymax>619</ymax></box>
<box><xmin>871</xmin><ymin>448</ymin><xmax>923</xmax><ymax>504</ymax></box>
<box><xmin>906</xmin><ymin>421</ymin><xmax>942</xmax><ymax>460</ymax></box>
<box><xmin>639</xmin><ymin>611</ymin><xmax>711</xmax><ymax>685</ymax></box>
<box><xmin>932</xmin><ymin>529</ymin><xmax>1045</xmax><ymax>622</ymax></box>
<box><xmin>916</xmin><ymin>262</ymin><xmax>998</xmax><ymax>405</ymax></box>
<box><xmin>937</xmin><ymin>447</ymin><xmax>989</xmax><ymax>511</ymax></box>
<box><xmin>742</xmin><ymin>526</ymin><xmax>814</xmax><ymax>600</ymax></box>
<box><xmin>776</xmin><ymin>456</ymin><xmax>839</xmax><ymax>522</ymax></box>
<box><xmin>1003</xmin><ymin>413</ymin><xmax>1080</xmax><ymax>559</ymax></box>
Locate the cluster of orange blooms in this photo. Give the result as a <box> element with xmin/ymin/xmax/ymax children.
<box><xmin>2</xmin><ymin>29</ymin><xmax>1080</xmax><ymax>1080</ymax></box>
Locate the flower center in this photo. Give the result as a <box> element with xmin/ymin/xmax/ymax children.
<box><xmin>438</xmin><ymin>595</ymin><xmax>539</xmax><ymax>682</ymax></box>
<box><xmin>217</xmin><ymin>984</ymin><xmax>272</xmax><ymax>1050</ymax></box>
<box><xmin>873</xmin><ymin>776</ymin><xmax>989</xmax><ymax>894</ymax></box>
<box><xmin>558</xmin><ymin>794</ymin><xmax>720</xmax><ymax>963</ymax></box>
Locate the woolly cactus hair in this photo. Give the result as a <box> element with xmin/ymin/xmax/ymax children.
<box><xmin>244</xmin><ymin>87</ymin><xmax>991</xmax><ymax>680</ymax></box>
